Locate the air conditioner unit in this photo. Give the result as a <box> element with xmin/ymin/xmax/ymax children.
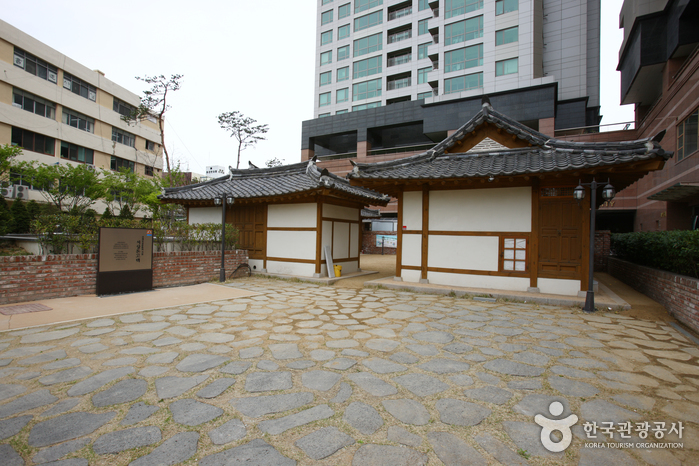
<box><xmin>13</xmin><ymin>55</ymin><xmax>24</xmax><ymax>68</ymax></box>
<box><xmin>13</xmin><ymin>185</ymin><xmax>29</xmax><ymax>200</ymax></box>
<box><xmin>86</xmin><ymin>164</ymin><xmax>96</xmax><ymax>171</ymax></box>
<box><xmin>48</xmin><ymin>71</ymin><xmax>57</xmax><ymax>83</ymax></box>
<box><xmin>0</xmin><ymin>187</ymin><xmax>12</xmax><ymax>198</ymax></box>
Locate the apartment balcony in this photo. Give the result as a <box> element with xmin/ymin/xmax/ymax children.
<box><xmin>387</xmin><ymin>76</ymin><xmax>412</xmax><ymax>91</ymax></box>
<box><xmin>388</xmin><ymin>5</ymin><xmax>412</xmax><ymax>21</ymax></box>
<box><xmin>388</xmin><ymin>29</ymin><xmax>412</xmax><ymax>44</ymax></box>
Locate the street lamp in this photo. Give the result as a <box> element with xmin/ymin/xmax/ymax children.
<box><xmin>214</xmin><ymin>193</ymin><xmax>234</xmax><ymax>282</ymax></box>
<box><xmin>574</xmin><ymin>178</ymin><xmax>615</xmax><ymax>313</ymax></box>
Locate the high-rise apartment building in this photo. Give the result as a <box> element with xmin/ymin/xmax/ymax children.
<box><xmin>303</xmin><ymin>0</ymin><xmax>602</xmax><ymax>201</ymax></box>
<box><xmin>0</xmin><ymin>19</ymin><xmax>163</xmax><ymax>203</ymax></box>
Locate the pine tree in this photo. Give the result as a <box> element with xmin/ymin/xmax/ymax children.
<box><xmin>26</xmin><ymin>200</ymin><xmax>40</xmax><ymax>224</ymax></box>
<box><xmin>101</xmin><ymin>207</ymin><xmax>114</xmax><ymax>220</ymax></box>
<box><xmin>10</xmin><ymin>199</ymin><xmax>30</xmax><ymax>233</ymax></box>
<box><xmin>118</xmin><ymin>205</ymin><xmax>134</xmax><ymax>220</ymax></box>
<box><xmin>0</xmin><ymin>196</ymin><xmax>11</xmax><ymax>236</ymax></box>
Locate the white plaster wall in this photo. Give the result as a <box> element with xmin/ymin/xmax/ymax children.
<box><xmin>401</xmin><ymin>269</ymin><xmax>422</xmax><ymax>283</ymax></box>
<box><xmin>267</xmin><ymin>231</ymin><xmax>316</xmax><ymax>260</ymax></box>
<box><xmin>321</xmin><ymin>220</ymin><xmax>333</xmax><ymax>259</ymax></box>
<box><xmin>267</xmin><ymin>203</ymin><xmax>316</xmax><ymax>228</ymax></box>
<box><xmin>427</xmin><ymin>272</ymin><xmax>531</xmax><ymax>291</ymax></box>
<box><xmin>333</xmin><ymin>222</ymin><xmax>350</xmax><ymax>259</ymax></box>
<box><xmin>429</xmin><ymin>187</ymin><xmax>531</xmax><ymax>232</ymax></box>
<box><xmin>248</xmin><ymin>259</ymin><xmax>264</xmax><ymax>272</ymax></box>
<box><xmin>538</xmin><ymin>278</ymin><xmax>582</xmax><ymax>296</ymax></box>
<box><xmin>267</xmin><ymin>261</ymin><xmax>316</xmax><ymax>277</ymax></box>
<box><xmin>350</xmin><ymin>223</ymin><xmax>359</xmax><ymax>257</ymax></box>
<box><xmin>428</xmin><ymin>236</ymin><xmax>499</xmax><ymax>271</ymax></box>
<box><xmin>402</xmin><ymin>234</ymin><xmax>422</xmax><ymax>267</ymax></box>
<box><xmin>188</xmin><ymin>207</ymin><xmax>221</xmax><ymax>225</ymax></box>
<box><xmin>402</xmin><ymin>191</ymin><xmax>422</xmax><ymax>230</ymax></box>
<box><xmin>323</xmin><ymin>204</ymin><xmax>358</xmax><ymax>221</ymax></box>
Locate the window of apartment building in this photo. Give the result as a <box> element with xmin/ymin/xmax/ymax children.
<box><xmin>145</xmin><ymin>165</ymin><xmax>154</xmax><ymax>176</ymax></box>
<box><xmin>418</xmin><ymin>67</ymin><xmax>432</xmax><ymax>84</ymax></box>
<box><xmin>338</xmin><ymin>24</ymin><xmax>350</xmax><ymax>39</ymax></box>
<box><xmin>336</xmin><ymin>109</ymin><xmax>348</xmax><ymax>114</ymax></box>
<box><xmin>338</xmin><ymin>45</ymin><xmax>350</xmax><ymax>60</ymax></box>
<box><xmin>11</xmin><ymin>127</ymin><xmax>55</xmax><ymax>155</ymax></box>
<box><xmin>321</xmin><ymin>50</ymin><xmax>333</xmax><ymax>65</ymax></box>
<box><xmin>355</xmin><ymin>10</ymin><xmax>383</xmax><ymax>31</ymax></box>
<box><xmin>354</xmin><ymin>56</ymin><xmax>382</xmax><ymax>79</ymax></box>
<box><xmin>319</xmin><ymin>113</ymin><xmax>331</xmax><ymax>118</ymax></box>
<box><xmin>320</xmin><ymin>71</ymin><xmax>332</xmax><ymax>86</ymax></box>
<box><xmin>323</xmin><ymin>0</ymin><xmax>333</xmax><ymax>4</ymax></box>
<box><xmin>352</xmin><ymin>101</ymin><xmax>381</xmax><ymax>111</ymax></box>
<box><xmin>418</xmin><ymin>19</ymin><xmax>429</xmax><ymax>35</ymax></box>
<box><xmin>321</xmin><ymin>30</ymin><xmax>333</xmax><ymax>45</ymax></box>
<box><xmin>355</xmin><ymin>0</ymin><xmax>382</xmax><ymax>14</ymax></box>
<box><xmin>445</xmin><ymin>16</ymin><xmax>483</xmax><ymax>45</ymax></box>
<box><xmin>417</xmin><ymin>91</ymin><xmax>433</xmax><ymax>99</ymax></box>
<box><xmin>353</xmin><ymin>78</ymin><xmax>382</xmax><ymax>101</ymax></box>
<box><xmin>677</xmin><ymin>108</ymin><xmax>698</xmax><ymax>161</ymax></box>
<box><xmin>496</xmin><ymin>26</ymin><xmax>518</xmax><ymax>45</ymax></box>
<box><xmin>444</xmin><ymin>72</ymin><xmax>482</xmax><ymax>94</ymax></box>
<box><xmin>321</xmin><ymin>10</ymin><xmax>333</xmax><ymax>25</ymax></box>
<box><xmin>60</xmin><ymin>142</ymin><xmax>94</xmax><ymax>164</ymax></box>
<box><xmin>112</xmin><ymin>127</ymin><xmax>136</xmax><ymax>147</ymax></box>
<box><xmin>146</xmin><ymin>140</ymin><xmax>156</xmax><ymax>152</ymax></box>
<box><xmin>496</xmin><ymin>0</ymin><xmax>518</xmax><ymax>15</ymax></box>
<box><xmin>337</xmin><ymin>66</ymin><xmax>350</xmax><ymax>81</ymax></box>
<box><xmin>445</xmin><ymin>0</ymin><xmax>483</xmax><ymax>19</ymax></box>
<box><xmin>418</xmin><ymin>0</ymin><xmax>430</xmax><ymax>11</ymax></box>
<box><xmin>13</xmin><ymin>48</ymin><xmax>58</xmax><ymax>84</ymax></box>
<box><xmin>63</xmin><ymin>72</ymin><xmax>97</xmax><ymax>101</ymax></box>
<box><xmin>111</xmin><ymin>156</ymin><xmax>135</xmax><ymax>172</ymax></box>
<box><xmin>445</xmin><ymin>44</ymin><xmax>483</xmax><ymax>72</ymax></box>
<box><xmin>113</xmin><ymin>97</ymin><xmax>137</xmax><ymax>117</ymax></box>
<box><xmin>62</xmin><ymin>108</ymin><xmax>95</xmax><ymax>133</ymax></box>
<box><xmin>495</xmin><ymin>57</ymin><xmax>518</xmax><ymax>76</ymax></box>
<box><xmin>12</xmin><ymin>88</ymin><xmax>56</xmax><ymax>119</ymax></box>
<box><xmin>418</xmin><ymin>43</ymin><xmax>431</xmax><ymax>59</ymax></box>
<box><xmin>354</xmin><ymin>33</ymin><xmax>382</xmax><ymax>57</ymax></box>
<box><xmin>319</xmin><ymin>92</ymin><xmax>331</xmax><ymax>107</ymax></box>
<box><xmin>337</xmin><ymin>88</ymin><xmax>349</xmax><ymax>103</ymax></box>
<box><xmin>339</xmin><ymin>3</ymin><xmax>351</xmax><ymax>18</ymax></box>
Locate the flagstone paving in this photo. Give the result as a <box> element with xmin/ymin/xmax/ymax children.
<box><xmin>0</xmin><ymin>277</ymin><xmax>697</xmax><ymax>465</ymax></box>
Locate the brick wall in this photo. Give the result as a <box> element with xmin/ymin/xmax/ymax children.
<box><xmin>608</xmin><ymin>257</ymin><xmax>699</xmax><ymax>334</ymax></box>
<box><xmin>0</xmin><ymin>250</ymin><xmax>248</xmax><ymax>305</ymax></box>
<box><xmin>594</xmin><ymin>230</ymin><xmax>611</xmax><ymax>271</ymax></box>
<box><xmin>362</xmin><ymin>231</ymin><xmax>397</xmax><ymax>255</ymax></box>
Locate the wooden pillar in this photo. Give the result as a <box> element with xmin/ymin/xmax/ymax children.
<box><xmin>357</xmin><ymin>207</ymin><xmax>362</xmax><ymax>270</ymax></box>
<box><xmin>529</xmin><ymin>180</ymin><xmax>539</xmax><ymax>290</ymax></box>
<box><xmin>421</xmin><ymin>185</ymin><xmax>429</xmax><ymax>282</ymax></box>
<box><xmin>395</xmin><ymin>190</ymin><xmax>403</xmax><ymax>278</ymax></box>
<box><xmin>315</xmin><ymin>198</ymin><xmax>323</xmax><ymax>275</ymax></box>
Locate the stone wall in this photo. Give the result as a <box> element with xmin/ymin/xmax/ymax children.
<box><xmin>362</xmin><ymin>230</ymin><xmax>397</xmax><ymax>255</ymax></box>
<box><xmin>608</xmin><ymin>257</ymin><xmax>699</xmax><ymax>334</ymax></box>
<box><xmin>0</xmin><ymin>250</ymin><xmax>248</xmax><ymax>305</ymax></box>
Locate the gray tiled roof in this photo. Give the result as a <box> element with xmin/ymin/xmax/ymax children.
<box><xmin>160</xmin><ymin>159</ymin><xmax>389</xmax><ymax>204</ymax></box>
<box><xmin>347</xmin><ymin>103</ymin><xmax>672</xmax><ymax>181</ymax></box>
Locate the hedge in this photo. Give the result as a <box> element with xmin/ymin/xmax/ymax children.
<box><xmin>611</xmin><ymin>230</ymin><xmax>699</xmax><ymax>279</ymax></box>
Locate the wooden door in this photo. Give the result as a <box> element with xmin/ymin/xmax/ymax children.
<box><xmin>229</xmin><ymin>204</ymin><xmax>266</xmax><ymax>259</ymax></box>
<box><xmin>538</xmin><ymin>190</ymin><xmax>583</xmax><ymax>279</ymax></box>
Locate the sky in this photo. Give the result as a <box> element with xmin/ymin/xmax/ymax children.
<box><xmin>1</xmin><ymin>0</ymin><xmax>633</xmax><ymax>175</ymax></box>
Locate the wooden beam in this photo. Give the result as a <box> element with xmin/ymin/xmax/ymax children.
<box><xmin>396</xmin><ymin>190</ymin><xmax>403</xmax><ymax>278</ymax></box>
<box><xmin>421</xmin><ymin>185</ymin><xmax>429</xmax><ymax>281</ymax></box>
<box><xmin>530</xmin><ymin>180</ymin><xmax>539</xmax><ymax>289</ymax></box>
<box><xmin>315</xmin><ymin>200</ymin><xmax>323</xmax><ymax>275</ymax></box>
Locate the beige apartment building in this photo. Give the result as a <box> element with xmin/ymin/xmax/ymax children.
<box><xmin>0</xmin><ymin>19</ymin><xmax>163</xmax><ymax>203</ymax></box>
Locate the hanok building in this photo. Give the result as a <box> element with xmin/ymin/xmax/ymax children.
<box><xmin>347</xmin><ymin>102</ymin><xmax>671</xmax><ymax>296</ymax></box>
<box><xmin>159</xmin><ymin>159</ymin><xmax>389</xmax><ymax>278</ymax></box>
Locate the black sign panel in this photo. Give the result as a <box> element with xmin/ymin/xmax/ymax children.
<box><xmin>97</xmin><ymin>227</ymin><xmax>153</xmax><ymax>296</ymax></box>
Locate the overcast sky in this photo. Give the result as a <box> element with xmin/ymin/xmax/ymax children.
<box><xmin>1</xmin><ymin>0</ymin><xmax>633</xmax><ymax>175</ymax></box>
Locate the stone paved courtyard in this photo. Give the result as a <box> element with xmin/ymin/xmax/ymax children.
<box><xmin>0</xmin><ymin>277</ymin><xmax>698</xmax><ymax>465</ymax></box>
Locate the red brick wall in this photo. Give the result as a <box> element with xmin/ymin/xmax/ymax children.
<box><xmin>608</xmin><ymin>257</ymin><xmax>699</xmax><ymax>334</ymax></box>
<box><xmin>0</xmin><ymin>250</ymin><xmax>248</xmax><ymax>305</ymax></box>
<box><xmin>362</xmin><ymin>231</ymin><xmax>397</xmax><ymax>255</ymax></box>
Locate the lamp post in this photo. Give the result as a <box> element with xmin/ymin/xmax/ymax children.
<box><xmin>214</xmin><ymin>193</ymin><xmax>234</xmax><ymax>282</ymax></box>
<box><xmin>573</xmin><ymin>179</ymin><xmax>615</xmax><ymax>313</ymax></box>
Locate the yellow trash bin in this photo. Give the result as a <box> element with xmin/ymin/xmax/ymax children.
<box><xmin>333</xmin><ymin>265</ymin><xmax>342</xmax><ymax>277</ymax></box>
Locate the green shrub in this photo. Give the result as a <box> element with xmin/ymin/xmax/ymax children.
<box><xmin>611</xmin><ymin>230</ymin><xmax>699</xmax><ymax>279</ymax></box>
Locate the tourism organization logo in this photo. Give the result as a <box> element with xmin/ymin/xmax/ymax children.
<box><xmin>533</xmin><ymin>400</ymin><xmax>685</xmax><ymax>452</ymax></box>
<box><xmin>534</xmin><ymin>401</ymin><xmax>578</xmax><ymax>452</ymax></box>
